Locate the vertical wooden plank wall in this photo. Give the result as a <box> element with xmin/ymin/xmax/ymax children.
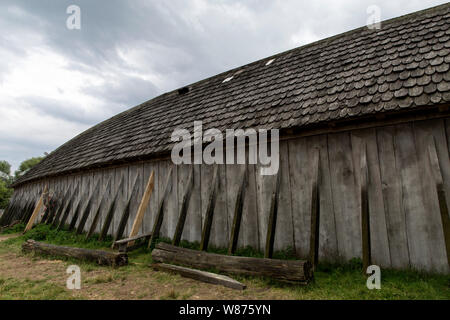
<box><xmin>8</xmin><ymin>117</ymin><xmax>450</xmax><ymax>273</ymax></box>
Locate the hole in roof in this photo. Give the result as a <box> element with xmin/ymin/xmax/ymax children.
<box><xmin>222</xmin><ymin>76</ymin><xmax>233</xmax><ymax>83</ymax></box>
<box><xmin>266</xmin><ymin>59</ymin><xmax>275</xmax><ymax>66</ymax></box>
<box><xmin>178</xmin><ymin>86</ymin><xmax>190</xmax><ymax>95</ymax></box>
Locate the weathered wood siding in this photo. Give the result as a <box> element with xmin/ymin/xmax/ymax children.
<box><xmin>11</xmin><ymin>118</ymin><xmax>450</xmax><ymax>273</ymax></box>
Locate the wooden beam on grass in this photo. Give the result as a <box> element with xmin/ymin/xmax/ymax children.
<box><xmin>24</xmin><ymin>185</ymin><xmax>48</xmax><ymax>232</ymax></box>
<box><xmin>76</xmin><ymin>180</ymin><xmax>101</xmax><ymax>234</ymax></box>
<box><xmin>148</xmin><ymin>167</ymin><xmax>173</xmax><ymax>248</ymax></box>
<box><xmin>199</xmin><ymin>165</ymin><xmax>219</xmax><ymax>251</ymax></box>
<box><xmin>99</xmin><ymin>176</ymin><xmax>125</xmax><ymax>241</ymax></box>
<box><xmin>86</xmin><ymin>178</ymin><xmax>112</xmax><ymax>239</ymax></box>
<box><xmin>428</xmin><ymin>137</ymin><xmax>450</xmax><ymax>268</ymax></box>
<box><xmin>360</xmin><ymin>144</ymin><xmax>371</xmax><ymax>272</ymax></box>
<box><xmin>228</xmin><ymin>166</ymin><xmax>248</xmax><ymax>255</ymax></box>
<box><xmin>172</xmin><ymin>167</ymin><xmax>194</xmax><ymax>246</ymax></box>
<box><xmin>113</xmin><ymin>175</ymin><xmax>141</xmax><ymax>242</ymax></box>
<box><xmin>264</xmin><ymin>168</ymin><xmax>282</xmax><ymax>259</ymax></box>
<box><xmin>308</xmin><ymin>149</ymin><xmax>321</xmax><ymax>271</ymax></box>
<box><xmin>152</xmin><ymin>242</ymin><xmax>312</xmax><ymax>284</ymax></box>
<box><xmin>152</xmin><ymin>263</ymin><xmax>246</xmax><ymax>290</ymax></box>
<box><xmin>128</xmin><ymin>171</ymin><xmax>155</xmax><ymax>247</ymax></box>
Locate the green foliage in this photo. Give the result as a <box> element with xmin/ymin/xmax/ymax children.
<box><xmin>0</xmin><ymin>179</ymin><xmax>13</xmax><ymax>210</ymax></box>
<box><xmin>0</xmin><ymin>161</ymin><xmax>11</xmax><ymax>176</ymax></box>
<box><xmin>14</xmin><ymin>157</ymin><xmax>44</xmax><ymax>179</ymax></box>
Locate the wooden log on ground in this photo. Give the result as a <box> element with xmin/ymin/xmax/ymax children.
<box><xmin>22</xmin><ymin>240</ymin><xmax>128</xmax><ymax>266</ymax></box>
<box><xmin>152</xmin><ymin>263</ymin><xmax>246</xmax><ymax>290</ymax></box>
<box><xmin>152</xmin><ymin>242</ymin><xmax>312</xmax><ymax>283</ymax></box>
<box><xmin>112</xmin><ymin>232</ymin><xmax>152</xmax><ymax>252</ymax></box>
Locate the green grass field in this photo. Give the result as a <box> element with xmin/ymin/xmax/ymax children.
<box><xmin>0</xmin><ymin>224</ymin><xmax>449</xmax><ymax>300</ymax></box>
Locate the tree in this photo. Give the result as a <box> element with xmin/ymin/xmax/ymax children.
<box><xmin>0</xmin><ymin>160</ymin><xmax>12</xmax><ymax>210</ymax></box>
<box><xmin>14</xmin><ymin>157</ymin><xmax>44</xmax><ymax>179</ymax></box>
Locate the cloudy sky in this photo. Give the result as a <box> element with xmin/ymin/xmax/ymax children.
<box><xmin>0</xmin><ymin>0</ymin><xmax>447</xmax><ymax>172</ymax></box>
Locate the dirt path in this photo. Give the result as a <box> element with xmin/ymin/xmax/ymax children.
<box><xmin>0</xmin><ymin>249</ymin><xmax>292</xmax><ymax>300</ymax></box>
<box><xmin>0</xmin><ymin>234</ymin><xmax>21</xmax><ymax>242</ymax></box>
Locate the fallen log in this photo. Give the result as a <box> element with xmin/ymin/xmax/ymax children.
<box><xmin>152</xmin><ymin>263</ymin><xmax>246</xmax><ymax>290</ymax></box>
<box><xmin>22</xmin><ymin>240</ymin><xmax>128</xmax><ymax>267</ymax></box>
<box><xmin>112</xmin><ymin>232</ymin><xmax>152</xmax><ymax>252</ymax></box>
<box><xmin>151</xmin><ymin>243</ymin><xmax>312</xmax><ymax>284</ymax></box>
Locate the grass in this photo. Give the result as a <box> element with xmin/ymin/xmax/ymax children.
<box><xmin>0</xmin><ymin>224</ymin><xmax>449</xmax><ymax>300</ymax></box>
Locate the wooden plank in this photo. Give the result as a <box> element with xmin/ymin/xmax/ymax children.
<box><xmin>99</xmin><ymin>176</ymin><xmax>124</xmax><ymax>241</ymax></box>
<box><xmin>376</xmin><ymin>126</ymin><xmax>410</xmax><ymax>269</ymax></box>
<box><xmin>142</xmin><ymin>162</ymin><xmax>158</xmax><ymax>234</ymax></box>
<box><xmin>76</xmin><ymin>179</ymin><xmax>101</xmax><ymax>234</ymax></box>
<box><xmin>153</xmin><ymin>242</ymin><xmax>312</xmax><ymax>283</ymax></box>
<box><xmin>51</xmin><ymin>181</ymin><xmax>72</xmax><ymax>227</ymax></box>
<box><xmin>149</xmin><ymin>167</ymin><xmax>173</xmax><ymax>248</ymax></box>
<box><xmin>24</xmin><ymin>185</ymin><xmax>48</xmax><ymax>232</ymax></box>
<box><xmin>309</xmin><ymin>148</ymin><xmax>320</xmax><ymax>270</ymax></box>
<box><xmin>264</xmin><ymin>169</ymin><xmax>281</xmax><ymax>258</ymax></box>
<box><xmin>428</xmin><ymin>136</ymin><xmax>450</xmax><ymax>269</ymax></box>
<box><xmin>152</xmin><ymin>263</ymin><xmax>246</xmax><ymax>290</ymax></box>
<box><xmin>114</xmin><ymin>174</ymin><xmax>141</xmax><ymax>241</ymax></box>
<box><xmin>359</xmin><ymin>143</ymin><xmax>371</xmax><ymax>271</ymax></box>
<box><xmin>394</xmin><ymin>123</ymin><xmax>430</xmax><ymax>271</ymax></box>
<box><xmin>68</xmin><ymin>176</ymin><xmax>90</xmax><ymax>231</ymax></box>
<box><xmin>200</xmin><ymin>165</ymin><xmax>219</xmax><ymax>251</ymax></box>
<box><xmin>351</xmin><ymin>129</ymin><xmax>391</xmax><ymax>268</ymax></box>
<box><xmin>57</xmin><ymin>182</ymin><xmax>80</xmax><ymax>230</ymax></box>
<box><xmin>185</xmin><ymin>165</ymin><xmax>202</xmax><ymax>242</ymax></box>
<box><xmin>113</xmin><ymin>167</ymin><xmax>128</xmax><ymax>237</ymax></box>
<box><xmin>86</xmin><ymin>178</ymin><xmax>111</xmax><ymax>239</ymax></box>
<box><xmin>128</xmin><ymin>171</ymin><xmax>155</xmax><ymax>246</ymax></box>
<box><xmin>172</xmin><ymin>167</ymin><xmax>194</xmax><ymax>246</ymax></box>
<box><xmin>328</xmin><ymin>132</ymin><xmax>361</xmax><ymax>262</ymax></box>
<box><xmin>228</xmin><ymin>166</ymin><xmax>248</xmax><ymax>255</ymax></box>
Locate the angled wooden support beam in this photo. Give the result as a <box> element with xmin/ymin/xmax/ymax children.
<box><xmin>21</xmin><ymin>198</ymin><xmax>35</xmax><ymax>223</ymax></box>
<box><xmin>114</xmin><ymin>175</ymin><xmax>141</xmax><ymax>242</ymax></box>
<box><xmin>76</xmin><ymin>180</ymin><xmax>101</xmax><ymax>234</ymax></box>
<box><xmin>24</xmin><ymin>185</ymin><xmax>48</xmax><ymax>233</ymax></box>
<box><xmin>128</xmin><ymin>171</ymin><xmax>155</xmax><ymax>247</ymax></box>
<box><xmin>428</xmin><ymin>138</ymin><xmax>450</xmax><ymax>268</ymax></box>
<box><xmin>57</xmin><ymin>183</ymin><xmax>80</xmax><ymax>230</ymax></box>
<box><xmin>172</xmin><ymin>167</ymin><xmax>195</xmax><ymax>246</ymax></box>
<box><xmin>99</xmin><ymin>176</ymin><xmax>125</xmax><ymax>241</ymax></box>
<box><xmin>86</xmin><ymin>178</ymin><xmax>112</xmax><ymax>239</ymax></box>
<box><xmin>68</xmin><ymin>188</ymin><xmax>89</xmax><ymax>231</ymax></box>
<box><xmin>264</xmin><ymin>168</ymin><xmax>282</xmax><ymax>259</ymax></box>
<box><xmin>51</xmin><ymin>184</ymin><xmax>73</xmax><ymax>227</ymax></box>
<box><xmin>200</xmin><ymin>166</ymin><xmax>219</xmax><ymax>251</ymax></box>
<box><xmin>359</xmin><ymin>144</ymin><xmax>371</xmax><ymax>272</ymax></box>
<box><xmin>228</xmin><ymin>166</ymin><xmax>248</xmax><ymax>255</ymax></box>
<box><xmin>309</xmin><ymin>149</ymin><xmax>321</xmax><ymax>271</ymax></box>
<box><xmin>0</xmin><ymin>193</ymin><xmax>21</xmax><ymax>226</ymax></box>
<box><xmin>149</xmin><ymin>167</ymin><xmax>173</xmax><ymax>248</ymax></box>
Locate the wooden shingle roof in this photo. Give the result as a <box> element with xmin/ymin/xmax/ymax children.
<box><xmin>15</xmin><ymin>3</ymin><xmax>450</xmax><ymax>186</ymax></box>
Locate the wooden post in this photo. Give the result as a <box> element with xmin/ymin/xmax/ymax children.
<box><xmin>200</xmin><ymin>166</ymin><xmax>219</xmax><ymax>251</ymax></box>
<box><xmin>228</xmin><ymin>166</ymin><xmax>248</xmax><ymax>255</ymax></box>
<box><xmin>149</xmin><ymin>167</ymin><xmax>173</xmax><ymax>248</ymax></box>
<box><xmin>428</xmin><ymin>138</ymin><xmax>450</xmax><ymax>268</ymax></box>
<box><xmin>57</xmin><ymin>183</ymin><xmax>80</xmax><ymax>230</ymax></box>
<box><xmin>114</xmin><ymin>176</ymin><xmax>141</xmax><ymax>241</ymax></box>
<box><xmin>360</xmin><ymin>144</ymin><xmax>371</xmax><ymax>272</ymax></box>
<box><xmin>99</xmin><ymin>177</ymin><xmax>124</xmax><ymax>241</ymax></box>
<box><xmin>128</xmin><ymin>171</ymin><xmax>155</xmax><ymax>247</ymax></box>
<box><xmin>309</xmin><ymin>149</ymin><xmax>321</xmax><ymax>271</ymax></box>
<box><xmin>24</xmin><ymin>185</ymin><xmax>48</xmax><ymax>232</ymax></box>
<box><xmin>264</xmin><ymin>168</ymin><xmax>282</xmax><ymax>258</ymax></box>
<box><xmin>172</xmin><ymin>167</ymin><xmax>194</xmax><ymax>246</ymax></box>
<box><xmin>76</xmin><ymin>180</ymin><xmax>100</xmax><ymax>234</ymax></box>
<box><xmin>86</xmin><ymin>178</ymin><xmax>111</xmax><ymax>239</ymax></box>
